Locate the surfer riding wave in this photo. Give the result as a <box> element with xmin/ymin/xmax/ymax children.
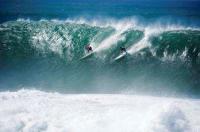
<box><xmin>85</xmin><ymin>44</ymin><xmax>93</xmax><ymax>53</ymax></box>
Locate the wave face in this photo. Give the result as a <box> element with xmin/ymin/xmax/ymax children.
<box><xmin>0</xmin><ymin>19</ymin><xmax>200</xmax><ymax>96</ymax></box>
<box><xmin>0</xmin><ymin>89</ymin><xmax>200</xmax><ymax>132</ymax></box>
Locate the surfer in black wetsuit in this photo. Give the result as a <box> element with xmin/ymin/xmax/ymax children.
<box><xmin>85</xmin><ymin>44</ymin><xmax>93</xmax><ymax>53</ymax></box>
<box><xmin>120</xmin><ymin>46</ymin><xmax>127</xmax><ymax>54</ymax></box>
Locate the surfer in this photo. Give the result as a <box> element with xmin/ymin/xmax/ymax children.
<box><xmin>120</xmin><ymin>46</ymin><xmax>127</xmax><ymax>54</ymax></box>
<box><xmin>85</xmin><ymin>44</ymin><xmax>93</xmax><ymax>53</ymax></box>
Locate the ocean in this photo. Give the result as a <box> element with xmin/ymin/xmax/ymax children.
<box><xmin>0</xmin><ymin>0</ymin><xmax>200</xmax><ymax>131</ymax></box>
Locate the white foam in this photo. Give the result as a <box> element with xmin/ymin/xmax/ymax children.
<box><xmin>159</xmin><ymin>48</ymin><xmax>189</xmax><ymax>62</ymax></box>
<box><xmin>94</xmin><ymin>28</ymin><xmax>126</xmax><ymax>53</ymax></box>
<box><xmin>91</xmin><ymin>19</ymin><xmax>134</xmax><ymax>52</ymax></box>
<box><xmin>60</xmin><ymin>17</ymin><xmax>138</xmax><ymax>29</ymax></box>
<box><xmin>89</xmin><ymin>21</ymin><xmax>134</xmax><ymax>60</ymax></box>
<box><xmin>0</xmin><ymin>89</ymin><xmax>199</xmax><ymax>132</ymax></box>
<box><xmin>127</xmin><ymin>24</ymin><xmax>193</xmax><ymax>55</ymax></box>
<box><xmin>16</xmin><ymin>17</ymin><xmax>200</xmax><ymax>31</ymax></box>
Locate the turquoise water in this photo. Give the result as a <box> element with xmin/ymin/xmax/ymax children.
<box><xmin>0</xmin><ymin>0</ymin><xmax>200</xmax><ymax>97</ymax></box>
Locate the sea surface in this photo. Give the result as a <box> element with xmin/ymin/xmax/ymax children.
<box><xmin>0</xmin><ymin>0</ymin><xmax>200</xmax><ymax>131</ymax></box>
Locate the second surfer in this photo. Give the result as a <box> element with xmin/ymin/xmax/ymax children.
<box><xmin>85</xmin><ymin>44</ymin><xmax>93</xmax><ymax>53</ymax></box>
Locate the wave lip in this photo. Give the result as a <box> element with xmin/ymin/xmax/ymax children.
<box><xmin>0</xmin><ymin>89</ymin><xmax>199</xmax><ymax>132</ymax></box>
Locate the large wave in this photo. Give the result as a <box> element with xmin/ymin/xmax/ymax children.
<box><xmin>0</xmin><ymin>18</ymin><xmax>200</xmax><ymax>96</ymax></box>
<box><xmin>0</xmin><ymin>89</ymin><xmax>199</xmax><ymax>132</ymax></box>
<box><xmin>1</xmin><ymin>19</ymin><xmax>199</xmax><ymax>62</ymax></box>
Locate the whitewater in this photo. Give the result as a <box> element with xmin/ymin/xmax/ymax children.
<box><xmin>0</xmin><ymin>89</ymin><xmax>199</xmax><ymax>132</ymax></box>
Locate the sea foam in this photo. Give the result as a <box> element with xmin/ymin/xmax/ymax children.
<box><xmin>0</xmin><ymin>89</ymin><xmax>199</xmax><ymax>132</ymax></box>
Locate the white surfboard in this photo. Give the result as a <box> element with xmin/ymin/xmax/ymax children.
<box><xmin>114</xmin><ymin>52</ymin><xmax>127</xmax><ymax>61</ymax></box>
<box><xmin>80</xmin><ymin>52</ymin><xmax>94</xmax><ymax>60</ymax></box>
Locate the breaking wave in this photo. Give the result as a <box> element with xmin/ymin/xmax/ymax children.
<box><xmin>0</xmin><ymin>18</ymin><xmax>199</xmax><ymax>62</ymax></box>
<box><xmin>0</xmin><ymin>18</ymin><xmax>200</xmax><ymax>96</ymax></box>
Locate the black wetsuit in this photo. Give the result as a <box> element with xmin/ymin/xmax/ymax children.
<box><xmin>86</xmin><ymin>45</ymin><xmax>93</xmax><ymax>52</ymax></box>
<box><xmin>120</xmin><ymin>47</ymin><xmax>127</xmax><ymax>53</ymax></box>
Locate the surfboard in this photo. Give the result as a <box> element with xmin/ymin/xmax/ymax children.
<box><xmin>114</xmin><ymin>52</ymin><xmax>127</xmax><ymax>61</ymax></box>
<box><xmin>80</xmin><ymin>52</ymin><xmax>94</xmax><ymax>60</ymax></box>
